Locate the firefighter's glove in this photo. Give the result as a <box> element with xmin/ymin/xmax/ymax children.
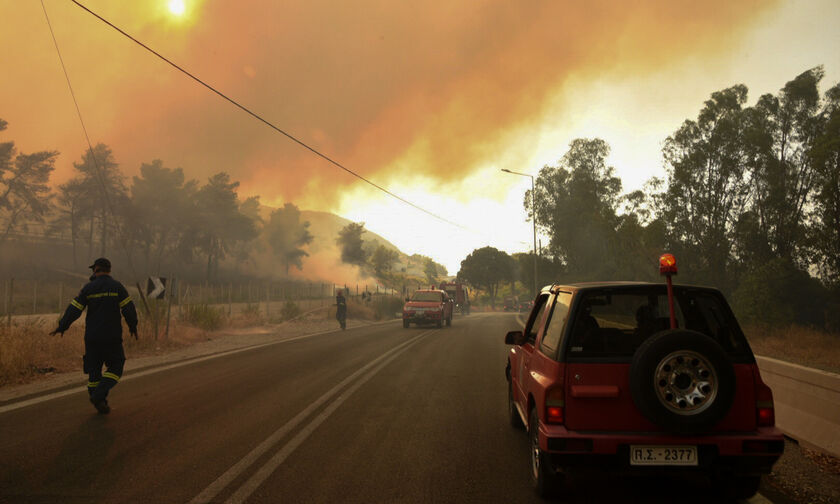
<box><xmin>130</xmin><ymin>328</ymin><xmax>138</xmax><ymax>340</ymax></box>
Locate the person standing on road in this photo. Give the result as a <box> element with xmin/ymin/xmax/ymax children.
<box><xmin>335</xmin><ymin>289</ymin><xmax>347</xmax><ymax>330</ymax></box>
<box><xmin>50</xmin><ymin>258</ymin><xmax>138</xmax><ymax>414</ymax></box>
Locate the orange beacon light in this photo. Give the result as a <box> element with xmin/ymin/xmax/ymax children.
<box><xmin>659</xmin><ymin>253</ymin><xmax>678</xmax><ymax>329</ymax></box>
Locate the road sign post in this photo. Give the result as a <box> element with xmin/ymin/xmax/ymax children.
<box><xmin>164</xmin><ymin>275</ymin><xmax>173</xmax><ymax>339</ymax></box>
<box><xmin>147</xmin><ymin>277</ymin><xmax>166</xmax><ymax>300</ymax></box>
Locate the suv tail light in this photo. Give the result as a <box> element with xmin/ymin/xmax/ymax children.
<box><xmin>545</xmin><ymin>386</ymin><xmax>565</xmax><ymax>424</ymax></box>
<box><xmin>753</xmin><ymin>366</ymin><xmax>775</xmax><ymax>427</ymax></box>
<box><xmin>757</xmin><ymin>405</ymin><xmax>775</xmax><ymax>427</ymax></box>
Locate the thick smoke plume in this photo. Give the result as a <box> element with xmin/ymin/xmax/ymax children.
<box><xmin>2</xmin><ymin>0</ymin><xmax>776</xmax><ymax>208</ymax></box>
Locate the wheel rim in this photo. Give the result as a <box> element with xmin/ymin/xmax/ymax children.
<box><xmin>530</xmin><ymin>417</ymin><xmax>540</xmax><ymax>479</ymax></box>
<box><xmin>654</xmin><ymin>350</ymin><xmax>718</xmax><ymax>415</ymax></box>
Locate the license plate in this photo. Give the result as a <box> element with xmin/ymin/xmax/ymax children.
<box><xmin>630</xmin><ymin>445</ymin><xmax>698</xmax><ymax>466</ymax></box>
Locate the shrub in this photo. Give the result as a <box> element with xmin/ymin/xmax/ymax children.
<box><xmin>182</xmin><ymin>304</ymin><xmax>225</xmax><ymax>331</ymax></box>
<box><xmin>372</xmin><ymin>296</ymin><xmax>404</xmax><ymax>321</ymax></box>
<box><xmin>346</xmin><ymin>299</ymin><xmax>376</xmax><ymax>320</ymax></box>
<box><xmin>280</xmin><ymin>301</ymin><xmax>301</xmax><ymax>321</ymax></box>
<box><xmin>240</xmin><ymin>303</ymin><xmax>261</xmax><ymax>318</ymax></box>
<box><xmin>732</xmin><ymin>259</ymin><xmax>829</xmax><ymax>327</ymax></box>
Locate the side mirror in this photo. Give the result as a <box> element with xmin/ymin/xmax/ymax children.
<box><xmin>505</xmin><ymin>330</ymin><xmax>526</xmax><ymax>345</ymax></box>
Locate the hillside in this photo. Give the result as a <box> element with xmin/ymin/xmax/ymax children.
<box><xmin>253</xmin><ymin>207</ymin><xmax>446</xmax><ymax>285</ymax></box>
<box><xmin>300</xmin><ymin>210</ymin><xmax>402</xmax><ymax>256</ymax></box>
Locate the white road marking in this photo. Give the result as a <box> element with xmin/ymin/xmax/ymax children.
<box><xmin>189</xmin><ymin>328</ymin><xmax>435</xmax><ymax>504</ymax></box>
<box><xmin>0</xmin><ymin>322</ymin><xmax>399</xmax><ymax>415</ymax></box>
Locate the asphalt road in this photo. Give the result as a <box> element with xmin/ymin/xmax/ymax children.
<box><xmin>0</xmin><ymin>313</ymin><xmax>772</xmax><ymax>503</ymax></box>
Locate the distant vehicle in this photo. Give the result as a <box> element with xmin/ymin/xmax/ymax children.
<box><xmin>439</xmin><ymin>282</ymin><xmax>470</xmax><ymax>315</ymax></box>
<box><xmin>503</xmin><ymin>296</ymin><xmax>519</xmax><ymax>312</ymax></box>
<box><xmin>518</xmin><ymin>299</ymin><xmax>532</xmax><ymax>312</ymax></box>
<box><xmin>403</xmin><ymin>289</ymin><xmax>453</xmax><ymax>328</ymax></box>
<box><xmin>504</xmin><ymin>254</ymin><xmax>783</xmax><ymax>498</ymax></box>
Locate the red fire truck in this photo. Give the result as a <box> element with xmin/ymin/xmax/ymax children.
<box><xmin>439</xmin><ymin>282</ymin><xmax>471</xmax><ymax>315</ymax></box>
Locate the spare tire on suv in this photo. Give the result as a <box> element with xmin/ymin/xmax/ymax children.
<box><xmin>629</xmin><ymin>329</ymin><xmax>736</xmax><ymax>434</ymax></box>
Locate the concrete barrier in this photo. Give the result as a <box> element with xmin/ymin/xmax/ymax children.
<box><xmin>756</xmin><ymin>355</ymin><xmax>840</xmax><ymax>457</ymax></box>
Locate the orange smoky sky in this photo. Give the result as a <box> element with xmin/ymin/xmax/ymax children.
<box><xmin>1</xmin><ymin>0</ymin><xmax>778</xmax><ymax>210</ymax></box>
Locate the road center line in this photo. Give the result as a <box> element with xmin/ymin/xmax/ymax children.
<box><xmin>0</xmin><ymin>321</ymin><xmax>399</xmax><ymax>415</ymax></box>
<box><xmin>189</xmin><ymin>329</ymin><xmax>435</xmax><ymax>504</ymax></box>
<box><xmin>225</xmin><ymin>329</ymin><xmax>432</xmax><ymax>504</ymax></box>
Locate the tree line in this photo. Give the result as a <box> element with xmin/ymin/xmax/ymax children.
<box><xmin>0</xmin><ymin>127</ymin><xmax>313</xmax><ymax>281</ymax></box>
<box><xmin>458</xmin><ymin>67</ymin><xmax>839</xmax><ymax>329</ymax></box>
<box><xmin>335</xmin><ymin>221</ymin><xmax>447</xmax><ymax>290</ymax></box>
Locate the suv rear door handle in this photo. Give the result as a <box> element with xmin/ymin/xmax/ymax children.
<box><xmin>570</xmin><ymin>385</ymin><xmax>620</xmax><ymax>398</ymax></box>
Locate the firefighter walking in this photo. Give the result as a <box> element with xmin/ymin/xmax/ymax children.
<box><xmin>335</xmin><ymin>289</ymin><xmax>347</xmax><ymax>330</ymax></box>
<box><xmin>50</xmin><ymin>258</ymin><xmax>138</xmax><ymax>414</ymax></box>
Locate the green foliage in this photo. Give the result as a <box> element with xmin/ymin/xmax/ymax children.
<box><xmin>457</xmin><ymin>246</ymin><xmax>513</xmax><ymax>307</ymax></box>
<box><xmin>739</xmin><ymin>67</ymin><xmax>825</xmax><ymax>266</ymax></box>
<box><xmin>337</xmin><ymin>222</ymin><xmax>369</xmax><ymax>266</ymax></box>
<box><xmin>512</xmin><ymin>252</ymin><xmax>567</xmax><ymax>292</ymax></box>
<box><xmin>0</xmin><ymin>119</ymin><xmax>58</xmax><ymax>244</ymax></box>
<box><xmin>280</xmin><ymin>300</ymin><xmax>301</xmax><ymax>321</ymax></box>
<box><xmin>528</xmin><ymin>138</ymin><xmax>624</xmax><ymax>281</ymax></box>
<box><xmin>731</xmin><ymin>259</ymin><xmax>829</xmax><ymax>327</ymax></box>
<box><xmin>423</xmin><ymin>258</ymin><xmax>439</xmax><ymax>284</ymax></box>
<box><xmin>183</xmin><ymin>304</ymin><xmax>225</xmax><ymax>331</ymax></box>
<box><xmin>129</xmin><ymin>160</ymin><xmax>199</xmax><ymax>272</ymax></box>
<box><xmin>506</xmin><ymin>68</ymin><xmax>840</xmax><ymax>335</ymax></box>
<box><xmin>66</xmin><ymin>143</ymin><xmax>128</xmax><ymax>259</ymax></box>
<box><xmin>372</xmin><ymin>296</ymin><xmax>403</xmax><ymax>321</ymax></box>
<box><xmin>809</xmin><ymin>82</ymin><xmax>840</xmax><ymax>287</ymax></box>
<box><xmin>193</xmin><ymin>173</ymin><xmax>259</xmax><ymax>281</ymax></box>
<box><xmin>371</xmin><ymin>244</ymin><xmax>399</xmax><ymax>276</ymax></box>
<box><xmin>266</xmin><ymin>203</ymin><xmax>313</xmax><ymax>274</ymax></box>
<box><xmin>661</xmin><ymin>85</ymin><xmax>751</xmax><ymax>291</ymax></box>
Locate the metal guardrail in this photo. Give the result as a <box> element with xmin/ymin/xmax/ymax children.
<box><xmin>756</xmin><ymin>355</ymin><xmax>840</xmax><ymax>457</ymax></box>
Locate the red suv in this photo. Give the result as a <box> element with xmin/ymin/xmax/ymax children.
<box><xmin>505</xmin><ymin>278</ymin><xmax>783</xmax><ymax>498</ymax></box>
<box><xmin>403</xmin><ymin>289</ymin><xmax>453</xmax><ymax>328</ymax></box>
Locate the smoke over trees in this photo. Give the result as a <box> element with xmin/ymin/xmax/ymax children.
<box><xmin>266</xmin><ymin>203</ymin><xmax>313</xmax><ymax>275</ymax></box>
<box><xmin>336</xmin><ymin>222</ymin><xmax>369</xmax><ymax>267</ymax></box>
<box><xmin>0</xmin><ymin>120</ymin><xmax>284</xmax><ymax>281</ymax></box>
<box><xmin>0</xmin><ymin>119</ymin><xmax>57</xmax><ymax>245</ymax></box>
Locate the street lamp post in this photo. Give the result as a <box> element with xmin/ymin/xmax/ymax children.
<box><xmin>501</xmin><ymin>169</ymin><xmax>538</xmax><ymax>297</ymax></box>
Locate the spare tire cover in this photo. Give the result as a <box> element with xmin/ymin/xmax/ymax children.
<box><xmin>629</xmin><ymin>329</ymin><xmax>736</xmax><ymax>434</ymax></box>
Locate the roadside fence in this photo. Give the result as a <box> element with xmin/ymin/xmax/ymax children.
<box><xmin>1</xmin><ymin>277</ymin><xmax>402</xmax><ymax>328</ymax></box>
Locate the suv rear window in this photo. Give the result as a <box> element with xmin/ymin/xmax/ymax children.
<box><xmin>566</xmin><ymin>287</ymin><xmax>749</xmax><ymax>359</ymax></box>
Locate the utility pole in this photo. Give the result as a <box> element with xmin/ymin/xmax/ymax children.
<box><xmin>501</xmin><ymin>169</ymin><xmax>538</xmax><ymax>296</ymax></box>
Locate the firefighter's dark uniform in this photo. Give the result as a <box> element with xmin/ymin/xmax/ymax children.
<box><xmin>335</xmin><ymin>293</ymin><xmax>347</xmax><ymax>330</ymax></box>
<box><xmin>56</xmin><ymin>274</ymin><xmax>138</xmax><ymax>405</ymax></box>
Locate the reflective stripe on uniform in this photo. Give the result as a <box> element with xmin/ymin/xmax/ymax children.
<box><xmin>87</xmin><ymin>292</ymin><xmax>119</xmax><ymax>299</ymax></box>
<box><xmin>119</xmin><ymin>296</ymin><xmax>132</xmax><ymax>308</ymax></box>
<box><xmin>70</xmin><ymin>299</ymin><xmax>84</xmax><ymax>310</ymax></box>
<box><xmin>102</xmin><ymin>372</ymin><xmax>120</xmax><ymax>382</ymax></box>
<box><xmin>87</xmin><ymin>381</ymin><xmax>100</xmax><ymax>388</ymax></box>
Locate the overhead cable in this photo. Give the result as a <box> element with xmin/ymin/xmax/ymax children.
<box><xmin>68</xmin><ymin>0</ymin><xmax>473</xmax><ymax>232</ymax></box>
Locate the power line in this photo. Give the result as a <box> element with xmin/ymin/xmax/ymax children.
<box><xmin>67</xmin><ymin>0</ymin><xmax>474</xmax><ymax>233</ymax></box>
<box><xmin>40</xmin><ymin>0</ymin><xmax>138</xmax><ymax>277</ymax></box>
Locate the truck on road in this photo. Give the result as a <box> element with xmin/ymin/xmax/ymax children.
<box><xmin>439</xmin><ymin>282</ymin><xmax>470</xmax><ymax>315</ymax></box>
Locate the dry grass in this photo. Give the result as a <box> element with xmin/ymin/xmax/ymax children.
<box><xmin>744</xmin><ymin>324</ymin><xmax>840</xmax><ymax>374</ymax></box>
<box><xmin>0</xmin><ymin>316</ymin><xmax>201</xmax><ymax>387</ymax></box>
<box><xmin>0</xmin><ymin>318</ymin><xmax>85</xmax><ymax>386</ymax></box>
<box><xmin>0</xmin><ymin>297</ymin><xmax>400</xmax><ymax>388</ymax></box>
